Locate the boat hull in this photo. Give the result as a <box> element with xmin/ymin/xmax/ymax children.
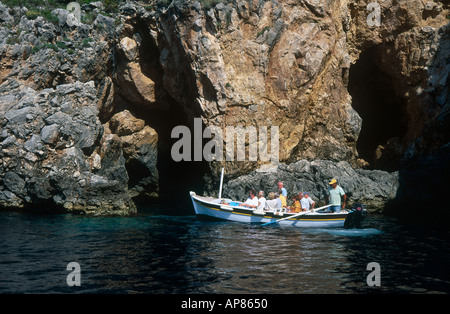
<box><xmin>190</xmin><ymin>192</ymin><xmax>347</xmax><ymax>228</ymax></box>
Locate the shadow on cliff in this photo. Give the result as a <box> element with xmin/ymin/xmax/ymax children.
<box><xmin>347</xmin><ymin>44</ymin><xmax>407</xmax><ymax>171</ymax></box>
<box><xmin>383</xmin><ymin>140</ymin><xmax>450</xmax><ymax>228</ymax></box>
<box><xmin>348</xmin><ymin>27</ymin><xmax>449</xmax><ymax>227</ymax></box>
<box><xmin>126</xmin><ymin>101</ymin><xmax>212</xmax><ymax>215</ymax></box>
<box><xmin>153</xmin><ymin>116</ymin><xmax>212</xmax><ymax>215</ymax></box>
<box><xmin>382</xmin><ymin>27</ymin><xmax>450</xmax><ymax>228</ymax></box>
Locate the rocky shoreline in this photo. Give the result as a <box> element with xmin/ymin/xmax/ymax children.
<box><xmin>1</xmin><ymin>1</ymin><xmax>448</xmax><ymax>217</ymax></box>
<box><xmin>221</xmin><ymin>159</ymin><xmax>399</xmax><ymax>213</ymax></box>
<box><xmin>0</xmin><ymin>79</ymin><xmax>137</xmax><ymax>215</ymax></box>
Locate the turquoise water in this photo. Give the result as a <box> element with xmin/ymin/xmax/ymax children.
<box><xmin>0</xmin><ymin>207</ymin><xmax>449</xmax><ymax>294</ymax></box>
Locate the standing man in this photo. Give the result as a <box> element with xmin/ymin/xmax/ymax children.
<box><xmin>326</xmin><ymin>179</ymin><xmax>346</xmax><ymax>213</ymax></box>
<box><xmin>277</xmin><ymin>182</ymin><xmax>287</xmax><ymax>209</ymax></box>
<box><xmin>277</xmin><ymin>182</ymin><xmax>287</xmax><ymax>197</ymax></box>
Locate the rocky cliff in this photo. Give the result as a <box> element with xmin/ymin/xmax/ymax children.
<box><xmin>0</xmin><ymin>0</ymin><xmax>448</xmax><ymax>216</ymax></box>
<box><xmin>223</xmin><ymin>159</ymin><xmax>400</xmax><ymax>211</ymax></box>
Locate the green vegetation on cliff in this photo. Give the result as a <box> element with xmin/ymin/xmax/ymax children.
<box><xmin>2</xmin><ymin>0</ymin><xmax>233</xmax><ymax>12</ymax></box>
<box><xmin>2</xmin><ymin>0</ymin><xmax>123</xmax><ymax>15</ymax></box>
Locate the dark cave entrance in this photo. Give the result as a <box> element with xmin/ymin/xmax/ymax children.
<box><xmin>347</xmin><ymin>45</ymin><xmax>407</xmax><ymax>171</ymax></box>
<box><xmin>142</xmin><ymin>103</ymin><xmax>212</xmax><ymax>213</ymax></box>
<box><xmin>112</xmin><ymin>20</ymin><xmax>212</xmax><ymax>214</ymax></box>
<box><xmin>120</xmin><ymin>87</ymin><xmax>212</xmax><ymax>214</ymax></box>
<box><xmin>107</xmin><ymin>94</ymin><xmax>211</xmax><ymax>214</ymax></box>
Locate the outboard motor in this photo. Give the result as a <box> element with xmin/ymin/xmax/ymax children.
<box><xmin>344</xmin><ymin>203</ymin><xmax>367</xmax><ymax>229</ymax></box>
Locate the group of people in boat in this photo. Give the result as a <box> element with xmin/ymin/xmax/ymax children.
<box><xmin>239</xmin><ymin>179</ymin><xmax>347</xmax><ymax>214</ymax></box>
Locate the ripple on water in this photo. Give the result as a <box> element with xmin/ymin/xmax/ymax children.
<box><xmin>0</xmin><ymin>212</ymin><xmax>449</xmax><ymax>293</ymax></box>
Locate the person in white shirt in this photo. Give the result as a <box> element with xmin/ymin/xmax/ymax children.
<box><xmin>299</xmin><ymin>192</ymin><xmax>310</xmax><ymax>211</ymax></box>
<box><xmin>257</xmin><ymin>191</ymin><xmax>266</xmax><ymax>211</ymax></box>
<box><xmin>244</xmin><ymin>190</ymin><xmax>258</xmax><ymax>208</ymax></box>
<box><xmin>265</xmin><ymin>192</ymin><xmax>282</xmax><ymax>211</ymax></box>
<box><xmin>303</xmin><ymin>192</ymin><xmax>315</xmax><ymax>209</ymax></box>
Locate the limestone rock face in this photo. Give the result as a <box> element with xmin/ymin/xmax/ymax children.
<box><xmin>113</xmin><ymin>0</ymin><xmax>448</xmax><ymax>176</ymax></box>
<box><xmin>0</xmin><ymin>80</ymin><xmax>135</xmax><ymax>215</ymax></box>
<box><xmin>147</xmin><ymin>0</ymin><xmax>362</xmax><ymax>169</ymax></box>
<box><xmin>106</xmin><ymin>110</ymin><xmax>159</xmax><ymax>201</ymax></box>
<box><xmin>222</xmin><ymin>159</ymin><xmax>399</xmax><ymax>212</ymax></box>
<box><xmin>0</xmin><ymin>0</ymin><xmax>448</xmax><ymax>215</ymax></box>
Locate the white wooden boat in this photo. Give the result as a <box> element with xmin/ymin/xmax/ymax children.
<box><xmin>190</xmin><ymin>191</ymin><xmax>348</xmax><ymax>228</ymax></box>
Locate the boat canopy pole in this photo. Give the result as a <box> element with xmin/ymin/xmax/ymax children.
<box><xmin>218</xmin><ymin>167</ymin><xmax>224</xmax><ymax>199</ymax></box>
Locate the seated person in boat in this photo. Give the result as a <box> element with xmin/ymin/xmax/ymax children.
<box><xmin>257</xmin><ymin>190</ymin><xmax>266</xmax><ymax>211</ymax></box>
<box><xmin>243</xmin><ymin>189</ymin><xmax>258</xmax><ymax>208</ymax></box>
<box><xmin>299</xmin><ymin>192</ymin><xmax>310</xmax><ymax>211</ymax></box>
<box><xmin>286</xmin><ymin>195</ymin><xmax>301</xmax><ymax>213</ymax></box>
<box><xmin>265</xmin><ymin>192</ymin><xmax>282</xmax><ymax>212</ymax></box>
<box><xmin>303</xmin><ymin>192</ymin><xmax>315</xmax><ymax>209</ymax></box>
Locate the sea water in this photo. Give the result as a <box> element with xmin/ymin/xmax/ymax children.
<box><xmin>0</xmin><ymin>207</ymin><xmax>449</xmax><ymax>294</ymax></box>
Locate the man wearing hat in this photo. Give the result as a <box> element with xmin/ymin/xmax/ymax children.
<box><xmin>326</xmin><ymin>179</ymin><xmax>346</xmax><ymax>213</ymax></box>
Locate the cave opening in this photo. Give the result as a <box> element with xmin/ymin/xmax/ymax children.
<box><xmin>138</xmin><ymin>101</ymin><xmax>212</xmax><ymax>213</ymax></box>
<box><xmin>347</xmin><ymin>45</ymin><xmax>407</xmax><ymax>171</ymax></box>
<box><xmin>129</xmin><ymin>96</ymin><xmax>211</xmax><ymax>214</ymax></box>
<box><xmin>111</xmin><ymin>20</ymin><xmax>212</xmax><ymax>214</ymax></box>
